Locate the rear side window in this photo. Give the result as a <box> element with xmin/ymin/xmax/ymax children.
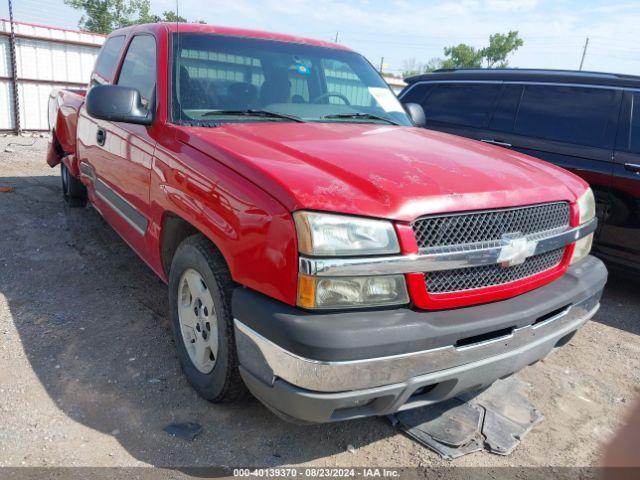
<box><xmin>616</xmin><ymin>91</ymin><xmax>640</xmax><ymax>154</ymax></box>
<box><xmin>630</xmin><ymin>93</ymin><xmax>640</xmax><ymax>153</ymax></box>
<box><xmin>117</xmin><ymin>35</ymin><xmax>157</xmax><ymax>103</ymax></box>
<box><xmin>515</xmin><ymin>85</ymin><xmax>617</xmax><ymax>147</ymax></box>
<box><xmin>489</xmin><ymin>84</ymin><xmax>523</xmax><ymax>132</ymax></box>
<box><xmin>94</xmin><ymin>35</ymin><xmax>126</xmax><ymax>81</ymax></box>
<box><xmin>421</xmin><ymin>83</ymin><xmax>501</xmax><ymax>128</ymax></box>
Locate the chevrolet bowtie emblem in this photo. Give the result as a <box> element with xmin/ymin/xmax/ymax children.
<box><xmin>497</xmin><ymin>233</ymin><xmax>537</xmax><ymax>267</ymax></box>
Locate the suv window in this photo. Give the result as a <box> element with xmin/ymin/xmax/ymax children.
<box><xmin>400</xmin><ymin>83</ymin><xmax>435</xmax><ymax>105</ymax></box>
<box><xmin>489</xmin><ymin>84</ymin><xmax>523</xmax><ymax>132</ymax></box>
<box><xmin>421</xmin><ymin>83</ymin><xmax>501</xmax><ymax>128</ymax></box>
<box><xmin>626</xmin><ymin>92</ymin><xmax>640</xmax><ymax>154</ymax></box>
<box><xmin>117</xmin><ymin>35</ymin><xmax>157</xmax><ymax>103</ymax></box>
<box><xmin>94</xmin><ymin>35</ymin><xmax>126</xmax><ymax>81</ymax></box>
<box><xmin>515</xmin><ymin>85</ymin><xmax>617</xmax><ymax>147</ymax></box>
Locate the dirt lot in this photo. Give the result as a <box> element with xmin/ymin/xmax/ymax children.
<box><xmin>0</xmin><ymin>135</ymin><xmax>639</xmax><ymax>469</ymax></box>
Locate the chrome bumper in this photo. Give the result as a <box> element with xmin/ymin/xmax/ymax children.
<box><xmin>234</xmin><ymin>296</ymin><xmax>599</xmax><ymax>393</ymax></box>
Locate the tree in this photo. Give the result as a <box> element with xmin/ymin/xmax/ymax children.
<box><xmin>64</xmin><ymin>0</ymin><xmax>204</xmax><ymax>34</ymax></box>
<box><xmin>401</xmin><ymin>57</ymin><xmax>445</xmax><ymax>77</ymax></box>
<box><xmin>482</xmin><ymin>31</ymin><xmax>524</xmax><ymax>68</ymax></box>
<box><xmin>440</xmin><ymin>44</ymin><xmax>483</xmax><ymax>69</ymax></box>
<box><xmin>421</xmin><ymin>31</ymin><xmax>524</xmax><ymax>70</ymax></box>
<box><xmin>158</xmin><ymin>11</ymin><xmax>188</xmax><ymax>23</ymax></box>
<box><xmin>424</xmin><ymin>57</ymin><xmax>444</xmax><ymax>72</ymax></box>
<box><xmin>401</xmin><ymin>58</ymin><xmax>425</xmax><ymax>77</ymax></box>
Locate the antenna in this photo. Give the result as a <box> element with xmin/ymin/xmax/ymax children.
<box><xmin>579</xmin><ymin>37</ymin><xmax>589</xmax><ymax>71</ymax></box>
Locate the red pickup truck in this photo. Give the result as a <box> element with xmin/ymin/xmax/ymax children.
<box><xmin>47</xmin><ymin>23</ymin><xmax>607</xmax><ymax>424</ymax></box>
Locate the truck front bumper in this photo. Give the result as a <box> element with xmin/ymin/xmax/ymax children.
<box><xmin>233</xmin><ymin>256</ymin><xmax>607</xmax><ymax>423</ymax></box>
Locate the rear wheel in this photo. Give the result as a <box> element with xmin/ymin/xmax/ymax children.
<box><xmin>60</xmin><ymin>162</ymin><xmax>87</xmax><ymax>207</ymax></box>
<box><xmin>168</xmin><ymin>234</ymin><xmax>247</xmax><ymax>403</ymax></box>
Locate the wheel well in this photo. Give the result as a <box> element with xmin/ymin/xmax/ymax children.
<box><xmin>160</xmin><ymin>213</ymin><xmax>199</xmax><ymax>277</ymax></box>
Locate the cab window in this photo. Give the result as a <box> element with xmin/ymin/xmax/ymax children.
<box><xmin>94</xmin><ymin>35</ymin><xmax>126</xmax><ymax>81</ymax></box>
<box><xmin>117</xmin><ymin>35</ymin><xmax>157</xmax><ymax>104</ymax></box>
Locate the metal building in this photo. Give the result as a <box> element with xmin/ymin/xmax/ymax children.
<box><xmin>0</xmin><ymin>19</ymin><xmax>104</xmax><ymax>131</ymax></box>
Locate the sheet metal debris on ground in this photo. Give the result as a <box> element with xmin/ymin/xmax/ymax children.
<box><xmin>391</xmin><ymin>378</ymin><xmax>543</xmax><ymax>459</ymax></box>
<box><xmin>163</xmin><ymin>422</ymin><xmax>203</xmax><ymax>441</ymax></box>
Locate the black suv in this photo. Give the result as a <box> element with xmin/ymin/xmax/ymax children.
<box><xmin>400</xmin><ymin>69</ymin><xmax>640</xmax><ymax>275</ymax></box>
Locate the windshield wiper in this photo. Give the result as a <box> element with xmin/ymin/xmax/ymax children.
<box><xmin>321</xmin><ymin>113</ymin><xmax>400</xmax><ymax>125</ymax></box>
<box><xmin>201</xmin><ymin>109</ymin><xmax>305</xmax><ymax>122</ymax></box>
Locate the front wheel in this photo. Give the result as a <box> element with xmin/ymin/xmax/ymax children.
<box><xmin>168</xmin><ymin>234</ymin><xmax>247</xmax><ymax>403</ymax></box>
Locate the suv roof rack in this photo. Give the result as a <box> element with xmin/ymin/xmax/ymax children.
<box><xmin>405</xmin><ymin>68</ymin><xmax>640</xmax><ymax>88</ymax></box>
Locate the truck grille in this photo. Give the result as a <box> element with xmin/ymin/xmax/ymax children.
<box><xmin>413</xmin><ymin>202</ymin><xmax>570</xmax><ymax>294</ymax></box>
<box><xmin>425</xmin><ymin>248</ymin><xmax>565</xmax><ymax>293</ymax></box>
<box><xmin>413</xmin><ymin>202</ymin><xmax>570</xmax><ymax>249</ymax></box>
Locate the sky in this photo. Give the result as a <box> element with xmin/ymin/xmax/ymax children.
<box><xmin>1</xmin><ymin>0</ymin><xmax>639</xmax><ymax>76</ymax></box>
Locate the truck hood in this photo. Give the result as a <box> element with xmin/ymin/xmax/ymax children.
<box><xmin>182</xmin><ymin>122</ymin><xmax>587</xmax><ymax>222</ymax></box>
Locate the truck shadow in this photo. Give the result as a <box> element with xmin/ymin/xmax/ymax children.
<box><xmin>0</xmin><ymin>174</ymin><xmax>395</xmax><ymax>468</ymax></box>
<box><xmin>2</xmin><ymin>174</ymin><xmax>639</xmax><ymax>469</ymax></box>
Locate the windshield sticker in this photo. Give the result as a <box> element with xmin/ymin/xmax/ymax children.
<box><xmin>293</xmin><ymin>63</ymin><xmax>311</xmax><ymax>75</ymax></box>
<box><xmin>290</xmin><ymin>56</ymin><xmax>312</xmax><ymax>75</ymax></box>
<box><xmin>368</xmin><ymin>87</ymin><xmax>404</xmax><ymax>112</ymax></box>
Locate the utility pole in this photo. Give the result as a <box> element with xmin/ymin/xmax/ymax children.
<box><xmin>7</xmin><ymin>0</ymin><xmax>20</xmax><ymax>134</ymax></box>
<box><xmin>579</xmin><ymin>37</ymin><xmax>589</xmax><ymax>71</ymax></box>
<box><xmin>379</xmin><ymin>56</ymin><xmax>384</xmax><ymax>74</ymax></box>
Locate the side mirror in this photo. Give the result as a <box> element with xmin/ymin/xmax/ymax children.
<box><xmin>86</xmin><ymin>85</ymin><xmax>152</xmax><ymax>125</ymax></box>
<box><xmin>403</xmin><ymin>102</ymin><xmax>426</xmax><ymax>128</ymax></box>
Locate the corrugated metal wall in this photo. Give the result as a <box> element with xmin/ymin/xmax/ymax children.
<box><xmin>0</xmin><ymin>19</ymin><xmax>104</xmax><ymax>131</ymax></box>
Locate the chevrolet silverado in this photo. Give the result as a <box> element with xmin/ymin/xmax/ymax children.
<box><xmin>47</xmin><ymin>23</ymin><xmax>607</xmax><ymax>423</ymax></box>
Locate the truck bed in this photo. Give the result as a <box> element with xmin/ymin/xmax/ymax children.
<box><xmin>46</xmin><ymin>88</ymin><xmax>86</xmax><ymax>168</ymax></box>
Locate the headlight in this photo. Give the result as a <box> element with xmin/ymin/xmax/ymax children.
<box><xmin>570</xmin><ymin>234</ymin><xmax>593</xmax><ymax>265</ymax></box>
<box><xmin>298</xmin><ymin>274</ymin><xmax>409</xmax><ymax>309</ymax></box>
<box><xmin>571</xmin><ymin>188</ymin><xmax>596</xmax><ymax>265</ymax></box>
<box><xmin>294</xmin><ymin>211</ymin><xmax>406</xmax><ymax>309</ymax></box>
<box><xmin>577</xmin><ymin>187</ymin><xmax>595</xmax><ymax>224</ymax></box>
<box><xmin>293</xmin><ymin>211</ymin><xmax>400</xmax><ymax>256</ymax></box>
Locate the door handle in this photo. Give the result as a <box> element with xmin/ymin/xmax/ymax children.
<box><xmin>624</xmin><ymin>162</ymin><xmax>640</xmax><ymax>174</ymax></box>
<box><xmin>480</xmin><ymin>139</ymin><xmax>512</xmax><ymax>148</ymax></box>
<box><xmin>96</xmin><ymin>128</ymin><xmax>106</xmax><ymax>146</ymax></box>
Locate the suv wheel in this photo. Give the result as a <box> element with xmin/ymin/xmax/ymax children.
<box><xmin>168</xmin><ymin>234</ymin><xmax>247</xmax><ymax>403</ymax></box>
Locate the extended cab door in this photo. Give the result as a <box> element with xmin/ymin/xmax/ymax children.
<box><xmin>79</xmin><ymin>34</ymin><xmax>158</xmax><ymax>255</ymax></box>
<box><xmin>598</xmin><ymin>90</ymin><xmax>640</xmax><ymax>272</ymax></box>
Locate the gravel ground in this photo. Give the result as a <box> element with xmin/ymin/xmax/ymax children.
<box><xmin>0</xmin><ymin>135</ymin><xmax>639</xmax><ymax>469</ymax></box>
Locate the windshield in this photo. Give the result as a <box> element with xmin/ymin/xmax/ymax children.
<box><xmin>171</xmin><ymin>33</ymin><xmax>412</xmax><ymax>126</ymax></box>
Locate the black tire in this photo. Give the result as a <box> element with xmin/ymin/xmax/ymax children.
<box><xmin>60</xmin><ymin>163</ymin><xmax>87</xmax><ymax>207</ymax></box>
<box><xmin>168</xmin><ymin>234</ymin><xmax>248</xmax><ymax>403</ymax></box>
